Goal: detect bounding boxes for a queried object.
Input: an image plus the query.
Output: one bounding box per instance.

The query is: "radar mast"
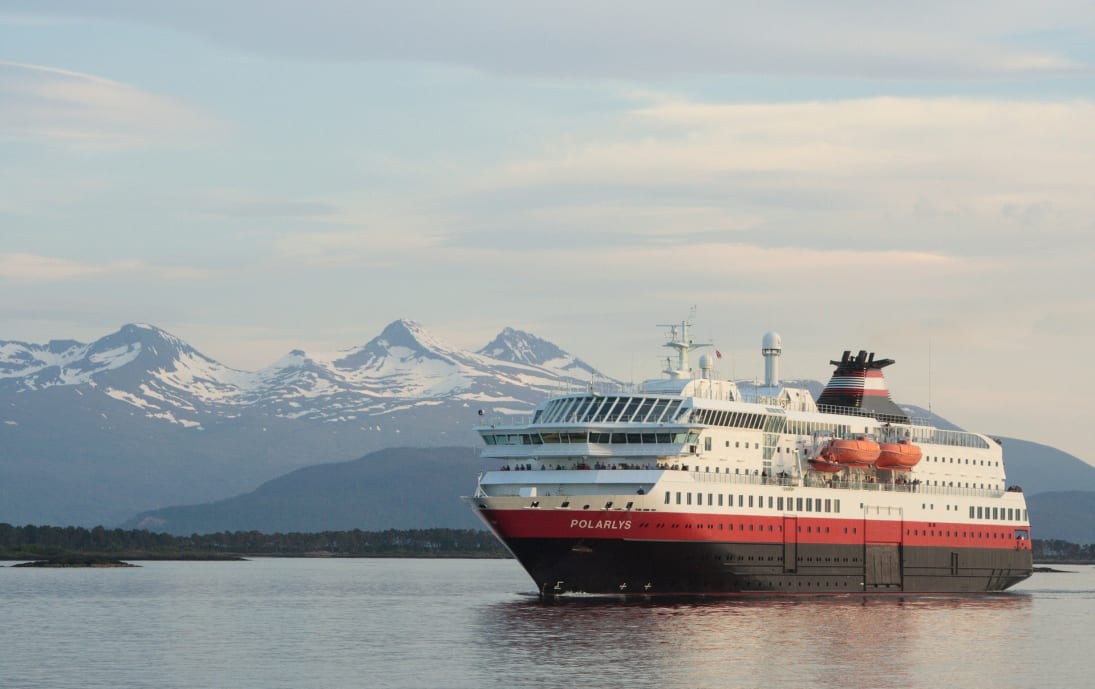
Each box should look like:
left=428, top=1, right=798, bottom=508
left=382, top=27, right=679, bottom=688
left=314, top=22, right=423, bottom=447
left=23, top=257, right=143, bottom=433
left=658, top=313, right=711, bottom=379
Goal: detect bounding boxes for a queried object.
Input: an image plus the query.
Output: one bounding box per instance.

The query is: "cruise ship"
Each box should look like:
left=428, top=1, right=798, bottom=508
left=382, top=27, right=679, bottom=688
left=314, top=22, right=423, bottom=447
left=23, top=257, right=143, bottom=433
left=466, top=321, right=1033, bottom=597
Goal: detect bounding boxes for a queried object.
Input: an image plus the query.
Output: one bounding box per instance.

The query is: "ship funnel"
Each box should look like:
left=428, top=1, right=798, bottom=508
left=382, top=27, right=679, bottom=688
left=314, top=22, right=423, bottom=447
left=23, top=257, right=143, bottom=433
left=761, top=331, right=782, bottom=387
left=816, top=349, right=909, bottom=423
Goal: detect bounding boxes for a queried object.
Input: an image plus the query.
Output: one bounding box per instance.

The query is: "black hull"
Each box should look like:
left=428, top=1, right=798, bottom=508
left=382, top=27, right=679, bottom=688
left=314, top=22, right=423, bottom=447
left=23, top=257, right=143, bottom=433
left=505, top=538, right=1033, bottom=597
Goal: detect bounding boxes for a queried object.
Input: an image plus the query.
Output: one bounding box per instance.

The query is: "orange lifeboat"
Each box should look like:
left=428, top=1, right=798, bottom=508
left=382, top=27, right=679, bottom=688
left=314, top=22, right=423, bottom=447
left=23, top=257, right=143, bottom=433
left=808, top=456, right=845, bottom=473
left=875, top=439, right=922, bottom=471
left=819, top=436, right=880, bottom=466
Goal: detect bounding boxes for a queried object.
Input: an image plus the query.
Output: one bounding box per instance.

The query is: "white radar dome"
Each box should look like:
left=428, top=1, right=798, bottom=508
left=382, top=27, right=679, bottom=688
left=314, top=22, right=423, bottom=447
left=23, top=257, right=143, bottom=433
left=698, top=353, right=714, bottom=370
left=762, top=331, right=782, bottom=351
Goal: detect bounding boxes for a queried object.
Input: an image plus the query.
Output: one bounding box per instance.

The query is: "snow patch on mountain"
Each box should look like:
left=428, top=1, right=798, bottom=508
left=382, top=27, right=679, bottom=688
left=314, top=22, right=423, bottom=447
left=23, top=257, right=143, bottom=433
left=1, top=319, right=620, bottom=427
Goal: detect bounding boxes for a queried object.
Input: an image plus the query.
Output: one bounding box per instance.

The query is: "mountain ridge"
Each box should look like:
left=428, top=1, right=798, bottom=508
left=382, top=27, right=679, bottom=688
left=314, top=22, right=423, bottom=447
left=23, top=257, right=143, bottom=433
left=0, top=319, right=616, bottom=526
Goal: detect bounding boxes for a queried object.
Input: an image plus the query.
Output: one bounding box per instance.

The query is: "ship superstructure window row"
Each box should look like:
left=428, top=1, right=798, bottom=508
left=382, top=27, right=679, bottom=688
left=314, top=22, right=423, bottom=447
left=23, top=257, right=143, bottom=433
left=908, top=427, right=991, bottom=449
left=687, top=408, right=766, bottom=429
left=534, top=396, right=685, bottom=425
left=482, top=430, right=699, bottom=446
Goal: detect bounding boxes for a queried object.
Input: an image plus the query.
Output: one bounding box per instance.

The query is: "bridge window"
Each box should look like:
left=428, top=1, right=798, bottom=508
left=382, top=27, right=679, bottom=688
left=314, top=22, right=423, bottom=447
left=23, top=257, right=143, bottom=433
left=664, top=492, right=671, bottom=504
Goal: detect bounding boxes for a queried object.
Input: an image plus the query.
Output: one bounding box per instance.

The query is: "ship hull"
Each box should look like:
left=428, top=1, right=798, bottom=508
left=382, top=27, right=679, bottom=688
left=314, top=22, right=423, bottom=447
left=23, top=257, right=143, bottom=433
left=473, top=506, right=1033, bottom=597
left=500, top=536, right=1032, bottom=597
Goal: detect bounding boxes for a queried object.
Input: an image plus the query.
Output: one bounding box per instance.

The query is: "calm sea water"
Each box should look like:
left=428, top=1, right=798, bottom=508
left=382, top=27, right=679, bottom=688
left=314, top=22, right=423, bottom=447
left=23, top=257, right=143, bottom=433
left=2, top=558, right=1093, bottom=689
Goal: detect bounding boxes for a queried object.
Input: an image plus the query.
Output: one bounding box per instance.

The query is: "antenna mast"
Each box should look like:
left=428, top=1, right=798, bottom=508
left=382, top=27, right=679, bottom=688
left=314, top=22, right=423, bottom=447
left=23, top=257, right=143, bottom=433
left=657, top=310, right=710, bottom=379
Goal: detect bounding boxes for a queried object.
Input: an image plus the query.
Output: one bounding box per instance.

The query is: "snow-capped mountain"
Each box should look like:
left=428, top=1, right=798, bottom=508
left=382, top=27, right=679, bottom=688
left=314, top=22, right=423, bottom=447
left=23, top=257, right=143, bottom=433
left=1, top=319, right=613, bottom=429
left=0, top=319, right=617, bottom=526
left=477, top=326, right=601, bottom=380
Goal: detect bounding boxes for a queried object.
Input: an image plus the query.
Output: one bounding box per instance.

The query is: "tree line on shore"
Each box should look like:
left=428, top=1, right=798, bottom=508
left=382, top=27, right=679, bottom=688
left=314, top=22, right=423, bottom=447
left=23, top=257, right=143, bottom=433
left=3, top=523, right=1095, bottom=562
left=0, top=523, right=508, bottom=559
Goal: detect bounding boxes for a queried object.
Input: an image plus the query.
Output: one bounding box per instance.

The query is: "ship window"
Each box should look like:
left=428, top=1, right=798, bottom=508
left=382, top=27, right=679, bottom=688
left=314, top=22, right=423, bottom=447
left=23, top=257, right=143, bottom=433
left=726, top=441, right=730, bottom=447
left=735, top=441, right=740, bottom=448
left=687, top=493, right=692, bottom=505
left=835, top=500, right=840, bottom=512
left=825, top=499, right=832, bottom=513
left=768, top=496, right=774, bottom=509
left=748, top=496, right=754, bottom=507
left=815, top=499, right=822, bottom=512
left=708, top=494, right=713, bottom=506
left=718, top=494, right=724, bottom=506
left=627, top=433, right=641, bottom=444
left=977, top=506, right=983, bottom=519
left=621, top=397, right=643, bottom=421
left=993, top=507, right=999, bottom=520
left=805, top=499, right=812, bottom=512
left=796, top=498, right=803, bottom=511
left=676, top=492, right=681, bottom=505
left=571, top=397, right=593, bottom=422
left=665, top=492, right=671, bottom=504
left=739, top=495, right=744, bottom=507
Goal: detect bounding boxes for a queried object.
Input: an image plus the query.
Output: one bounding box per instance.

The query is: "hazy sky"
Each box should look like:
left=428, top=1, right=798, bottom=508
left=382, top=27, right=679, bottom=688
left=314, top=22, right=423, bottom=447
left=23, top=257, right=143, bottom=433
left=2, top=2, right=1095, bottom=462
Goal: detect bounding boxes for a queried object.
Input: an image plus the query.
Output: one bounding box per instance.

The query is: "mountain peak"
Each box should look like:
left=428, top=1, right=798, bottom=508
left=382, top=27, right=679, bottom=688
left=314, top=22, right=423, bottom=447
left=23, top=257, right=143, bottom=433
left=333, top=319, right=457, bottom=371
left=478, top=326, right=568, bottom=366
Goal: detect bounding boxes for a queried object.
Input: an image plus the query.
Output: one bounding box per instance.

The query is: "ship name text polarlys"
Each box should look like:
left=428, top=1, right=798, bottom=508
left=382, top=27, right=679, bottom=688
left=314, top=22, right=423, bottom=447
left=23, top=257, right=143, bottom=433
left=570, top=519, right=633, bottom=530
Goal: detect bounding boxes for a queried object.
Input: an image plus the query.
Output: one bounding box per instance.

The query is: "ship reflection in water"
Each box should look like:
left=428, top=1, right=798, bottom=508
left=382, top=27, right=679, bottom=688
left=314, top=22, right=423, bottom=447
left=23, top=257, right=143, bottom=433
left=476, top=593, right=1035, bottom=689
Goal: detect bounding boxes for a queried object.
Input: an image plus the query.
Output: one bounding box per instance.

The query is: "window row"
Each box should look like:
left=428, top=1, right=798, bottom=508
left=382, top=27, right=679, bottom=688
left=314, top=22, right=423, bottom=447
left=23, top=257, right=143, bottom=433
left=970, top=505, right=1027, bottom=522
left=908, top=428, right=991, bottom=449
left=687, top=408, right=766, bottom=430
left=534, top=396, right=685, bottom=425
left=664, top=491, right=841, bottom=514
left=482, top=431, right=699, bottom=446
left=925, top=455, right=999, bottom=468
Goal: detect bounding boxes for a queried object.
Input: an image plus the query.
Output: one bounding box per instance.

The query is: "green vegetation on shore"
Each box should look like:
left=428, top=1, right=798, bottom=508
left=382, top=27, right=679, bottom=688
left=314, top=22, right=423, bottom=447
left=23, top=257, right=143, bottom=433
left=4, top=523, right=1094, bottom=563
left=0, top=523, right=508, bottom=560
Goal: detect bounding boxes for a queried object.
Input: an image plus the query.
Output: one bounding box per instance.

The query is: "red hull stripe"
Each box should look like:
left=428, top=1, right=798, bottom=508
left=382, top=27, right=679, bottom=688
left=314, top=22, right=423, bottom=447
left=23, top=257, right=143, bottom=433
left=481, top=509, right=1031, bottom=551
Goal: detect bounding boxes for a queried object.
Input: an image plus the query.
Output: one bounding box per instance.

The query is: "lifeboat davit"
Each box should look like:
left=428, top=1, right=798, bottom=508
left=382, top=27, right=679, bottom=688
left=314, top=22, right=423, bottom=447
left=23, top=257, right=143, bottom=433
left=875, top=439, right=922, bottom=471
left=819, top=436, right=881, bottom=466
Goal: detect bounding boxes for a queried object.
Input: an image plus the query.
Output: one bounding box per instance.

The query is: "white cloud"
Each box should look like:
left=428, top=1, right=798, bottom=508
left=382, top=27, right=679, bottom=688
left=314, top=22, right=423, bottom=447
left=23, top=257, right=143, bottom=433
left=0, top=60, right=217, bottom=150
left=444, top=95, right=1095, bottom=258
left=0, top=253, right=206, bottom=282
left=10, top=2, right=1092, bottom=79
